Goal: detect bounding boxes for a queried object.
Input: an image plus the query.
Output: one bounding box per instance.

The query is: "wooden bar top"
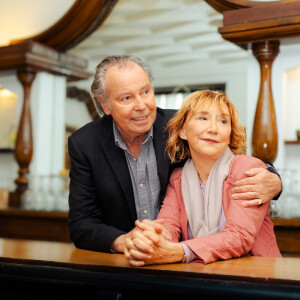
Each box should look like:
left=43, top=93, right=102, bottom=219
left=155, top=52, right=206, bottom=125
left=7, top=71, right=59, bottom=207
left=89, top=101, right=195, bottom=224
left=1, top=238, right=300, bottom=299
left=0, top=238, right=299, bottom=284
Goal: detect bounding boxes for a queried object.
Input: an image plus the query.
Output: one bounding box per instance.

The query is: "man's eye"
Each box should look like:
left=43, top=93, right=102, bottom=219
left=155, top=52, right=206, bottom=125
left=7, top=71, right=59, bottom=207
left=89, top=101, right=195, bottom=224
left=142, top=90, right=149, bottom=95
left=122, top=96, right=130, bottom=101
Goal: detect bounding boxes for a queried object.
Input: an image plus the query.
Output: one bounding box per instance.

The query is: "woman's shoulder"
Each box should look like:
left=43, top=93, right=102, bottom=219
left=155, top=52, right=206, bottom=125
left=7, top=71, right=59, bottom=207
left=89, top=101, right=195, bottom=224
left=170, top=167, right=183, bottom=182
left=228, top=155, right=266, bottom=181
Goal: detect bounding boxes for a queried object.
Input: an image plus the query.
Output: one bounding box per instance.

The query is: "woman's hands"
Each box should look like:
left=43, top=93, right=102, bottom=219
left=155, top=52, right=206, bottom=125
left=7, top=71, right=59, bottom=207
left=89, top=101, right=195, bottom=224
left=124, top=220, right=184, bottom=267
left=232, top=167, right=282, bottom=207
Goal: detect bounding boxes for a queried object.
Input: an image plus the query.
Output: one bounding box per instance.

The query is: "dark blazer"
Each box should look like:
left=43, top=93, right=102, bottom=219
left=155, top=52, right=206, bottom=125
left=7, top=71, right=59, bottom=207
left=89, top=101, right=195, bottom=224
left=68, top=108, right=178, bottom=253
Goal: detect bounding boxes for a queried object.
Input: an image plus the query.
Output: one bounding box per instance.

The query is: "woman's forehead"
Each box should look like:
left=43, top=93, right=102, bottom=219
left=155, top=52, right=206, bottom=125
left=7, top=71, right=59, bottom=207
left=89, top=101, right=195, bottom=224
left=191, top=99, right=229, bottom=114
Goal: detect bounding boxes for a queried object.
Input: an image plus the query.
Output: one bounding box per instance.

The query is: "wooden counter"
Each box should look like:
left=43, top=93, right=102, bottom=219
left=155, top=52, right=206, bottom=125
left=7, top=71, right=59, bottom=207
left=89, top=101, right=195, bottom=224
left=0, top=238, right=300, bottom=300
left=0, top=208, right=70, bottom=242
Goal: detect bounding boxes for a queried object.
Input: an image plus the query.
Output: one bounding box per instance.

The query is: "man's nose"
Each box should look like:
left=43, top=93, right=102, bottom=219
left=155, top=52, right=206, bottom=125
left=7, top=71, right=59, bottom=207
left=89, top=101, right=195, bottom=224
left=134, top=96, right=146, bottom=110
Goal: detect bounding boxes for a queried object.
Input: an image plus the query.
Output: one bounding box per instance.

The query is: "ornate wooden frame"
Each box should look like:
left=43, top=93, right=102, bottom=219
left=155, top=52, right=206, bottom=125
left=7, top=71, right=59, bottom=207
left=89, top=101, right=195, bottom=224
left=10, top=0, right=119, bottom=51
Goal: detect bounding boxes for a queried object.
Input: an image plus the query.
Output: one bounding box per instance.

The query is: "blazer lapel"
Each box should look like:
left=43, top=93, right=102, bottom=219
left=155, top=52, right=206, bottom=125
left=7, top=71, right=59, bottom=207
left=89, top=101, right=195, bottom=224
left=153, top=111, right=171, bottom=204
left=98, top=116, right=137, bottom=221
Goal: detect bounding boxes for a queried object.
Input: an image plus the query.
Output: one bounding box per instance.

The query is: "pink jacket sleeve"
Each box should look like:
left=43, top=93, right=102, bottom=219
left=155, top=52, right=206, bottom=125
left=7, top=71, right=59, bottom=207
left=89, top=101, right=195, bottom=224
left=183, top=156, right=274, bottom=264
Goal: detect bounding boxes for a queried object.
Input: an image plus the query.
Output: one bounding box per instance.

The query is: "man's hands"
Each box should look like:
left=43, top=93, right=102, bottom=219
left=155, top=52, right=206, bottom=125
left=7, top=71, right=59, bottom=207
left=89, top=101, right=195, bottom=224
left=111, top=219, right=169, bottom=253
left=232, top=167, right=282, bottom=207
left=124, top=220, right=184, bottom=267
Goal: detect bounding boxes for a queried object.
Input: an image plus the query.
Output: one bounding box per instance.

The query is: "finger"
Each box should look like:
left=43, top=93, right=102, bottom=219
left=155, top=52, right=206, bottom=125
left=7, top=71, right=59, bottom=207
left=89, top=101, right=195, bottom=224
left=128, top=248, right=152, bottom=261
left=244, top=167, right=265, bottom=177
left=232, top=184, right=255, bottom=193
left=154, top=219, right=164, bottom=224
left=129, top=259, right=145, bottom=267
left=143, top=230, right=160, bottom=246
left=124, top=245, right=134, bottom=261
left=232, top=191, right=259, bottom=200
left=234, top=177, right=257, bottom=187
left=125, top=237, right=138, bottom=257
left=132, top=236, right=153, bottom=254
left=154, top=223, right=163, bottom=234
left=242, top=199, right=264, bottom=207
left=135, top=220, right=155, bottom=231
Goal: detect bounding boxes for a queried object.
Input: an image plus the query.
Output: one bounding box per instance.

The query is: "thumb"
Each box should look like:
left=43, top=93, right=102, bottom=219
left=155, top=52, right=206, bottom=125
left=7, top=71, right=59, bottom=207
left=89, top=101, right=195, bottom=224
left=154, top=223, right=163, bottom=234
left=245, top=167, right=265, bottom=177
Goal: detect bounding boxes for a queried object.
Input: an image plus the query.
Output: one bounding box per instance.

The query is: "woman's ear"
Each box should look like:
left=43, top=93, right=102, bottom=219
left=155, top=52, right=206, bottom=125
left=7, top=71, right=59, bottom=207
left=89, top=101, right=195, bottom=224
left=179, top=127, right=187, bottom=140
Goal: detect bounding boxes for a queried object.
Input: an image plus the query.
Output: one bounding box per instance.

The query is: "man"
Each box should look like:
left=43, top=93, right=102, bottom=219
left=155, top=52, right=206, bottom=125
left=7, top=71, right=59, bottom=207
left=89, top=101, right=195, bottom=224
left=68, top=56, right=281, bottom=253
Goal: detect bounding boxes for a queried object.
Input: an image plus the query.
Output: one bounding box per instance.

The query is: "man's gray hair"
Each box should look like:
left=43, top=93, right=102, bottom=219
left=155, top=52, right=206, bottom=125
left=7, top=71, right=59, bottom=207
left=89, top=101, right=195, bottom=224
left=90, top=55, right=154, bottom=117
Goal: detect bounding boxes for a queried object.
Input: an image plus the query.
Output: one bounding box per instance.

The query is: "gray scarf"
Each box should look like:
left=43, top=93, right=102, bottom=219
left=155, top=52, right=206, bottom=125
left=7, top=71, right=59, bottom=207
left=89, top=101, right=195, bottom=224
left=181, top=147, right=234, bottom=238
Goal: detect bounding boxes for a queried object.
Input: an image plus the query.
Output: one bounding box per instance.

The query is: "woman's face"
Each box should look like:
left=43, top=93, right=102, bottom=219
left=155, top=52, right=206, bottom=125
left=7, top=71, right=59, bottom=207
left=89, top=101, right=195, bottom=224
left=180, top=102, right=231, bottom=162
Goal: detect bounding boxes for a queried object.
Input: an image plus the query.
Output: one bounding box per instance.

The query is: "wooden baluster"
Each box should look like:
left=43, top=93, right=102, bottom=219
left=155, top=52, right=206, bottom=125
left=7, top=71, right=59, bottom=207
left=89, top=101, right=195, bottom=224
left=251, top=41, right=280, bottom=163
left=9, top=70, right=36, bottom=207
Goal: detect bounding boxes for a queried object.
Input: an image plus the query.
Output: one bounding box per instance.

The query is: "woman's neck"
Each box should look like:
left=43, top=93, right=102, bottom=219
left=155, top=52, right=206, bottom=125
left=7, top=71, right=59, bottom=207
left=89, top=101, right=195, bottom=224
left=192, top=155, right=217, bottom=183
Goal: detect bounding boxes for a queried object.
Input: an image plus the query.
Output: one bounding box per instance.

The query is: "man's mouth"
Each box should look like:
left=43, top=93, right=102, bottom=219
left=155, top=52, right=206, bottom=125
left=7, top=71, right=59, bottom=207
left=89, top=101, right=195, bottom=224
left=132, top=114, right=149, bottom=121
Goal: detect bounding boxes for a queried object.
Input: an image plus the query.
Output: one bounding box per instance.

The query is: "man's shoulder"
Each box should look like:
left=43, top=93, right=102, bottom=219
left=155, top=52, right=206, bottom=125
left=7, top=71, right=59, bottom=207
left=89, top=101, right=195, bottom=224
left=69, top=115, right=112, bottom=141
left=156, top=107, right=177, bottom=122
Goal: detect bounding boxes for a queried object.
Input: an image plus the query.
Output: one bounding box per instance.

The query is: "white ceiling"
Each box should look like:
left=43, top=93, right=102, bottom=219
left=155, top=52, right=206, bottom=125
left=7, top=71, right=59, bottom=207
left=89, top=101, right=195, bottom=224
left=69, top=0, right=248, bottom=89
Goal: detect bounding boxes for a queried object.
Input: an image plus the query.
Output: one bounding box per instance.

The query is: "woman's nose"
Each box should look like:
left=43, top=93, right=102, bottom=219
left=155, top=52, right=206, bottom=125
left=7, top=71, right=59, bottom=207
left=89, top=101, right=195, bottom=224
left=208, top=120, right=217, bottom=133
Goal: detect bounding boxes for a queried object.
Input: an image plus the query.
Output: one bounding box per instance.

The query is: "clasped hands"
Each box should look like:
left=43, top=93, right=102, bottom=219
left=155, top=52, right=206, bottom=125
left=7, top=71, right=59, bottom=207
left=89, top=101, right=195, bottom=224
left=124, top=220, right=184, bottom=267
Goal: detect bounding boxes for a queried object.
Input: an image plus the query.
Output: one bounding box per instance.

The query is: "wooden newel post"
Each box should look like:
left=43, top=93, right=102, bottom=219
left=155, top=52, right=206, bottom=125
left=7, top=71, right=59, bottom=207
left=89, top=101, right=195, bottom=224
left=9, top=70, right=36, bottom=207
left=251, top=40, right=280, bottom=163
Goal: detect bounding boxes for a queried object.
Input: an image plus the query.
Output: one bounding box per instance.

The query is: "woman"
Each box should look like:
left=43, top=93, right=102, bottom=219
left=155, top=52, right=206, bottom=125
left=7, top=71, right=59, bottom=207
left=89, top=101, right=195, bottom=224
left=124, top=90, right=281, bottom=266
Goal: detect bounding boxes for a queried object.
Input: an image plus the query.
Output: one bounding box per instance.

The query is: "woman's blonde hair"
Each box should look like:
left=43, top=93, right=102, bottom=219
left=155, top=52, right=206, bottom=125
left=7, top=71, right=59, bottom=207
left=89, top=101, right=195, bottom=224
left=166, top=90, right=247, bottom=163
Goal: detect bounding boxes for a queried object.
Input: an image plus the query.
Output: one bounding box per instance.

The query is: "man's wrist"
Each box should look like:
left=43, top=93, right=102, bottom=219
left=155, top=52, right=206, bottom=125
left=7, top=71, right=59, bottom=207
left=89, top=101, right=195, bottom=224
left=111, top=234, right=126, bottom=253
left=265, top=162, right=282, bottom=200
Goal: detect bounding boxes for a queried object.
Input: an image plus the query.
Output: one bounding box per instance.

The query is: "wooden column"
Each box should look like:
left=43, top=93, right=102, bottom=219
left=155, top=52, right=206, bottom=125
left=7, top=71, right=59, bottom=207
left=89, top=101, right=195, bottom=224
left=251, top=41, right=279, bottom=163
left=9, top=71, right=36, bottom=207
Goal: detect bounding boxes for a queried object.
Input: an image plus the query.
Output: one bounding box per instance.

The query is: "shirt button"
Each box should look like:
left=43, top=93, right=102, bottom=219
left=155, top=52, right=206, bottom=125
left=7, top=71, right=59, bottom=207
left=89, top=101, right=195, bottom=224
left=144, top=209, right=148, bottom=214
left=139, top=183, right=144, bottom=188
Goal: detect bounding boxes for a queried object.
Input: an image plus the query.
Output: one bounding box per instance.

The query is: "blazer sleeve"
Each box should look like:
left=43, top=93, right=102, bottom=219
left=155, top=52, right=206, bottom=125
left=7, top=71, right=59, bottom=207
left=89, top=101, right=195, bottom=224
left=68, top=135, right=126, bottom=253
left=183, top=156, right=270, bottom=264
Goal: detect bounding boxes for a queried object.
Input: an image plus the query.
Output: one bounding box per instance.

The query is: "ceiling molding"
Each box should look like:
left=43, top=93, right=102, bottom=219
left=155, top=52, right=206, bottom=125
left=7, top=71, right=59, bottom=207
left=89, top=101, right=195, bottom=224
left=10, top=0, right=118, bottom=52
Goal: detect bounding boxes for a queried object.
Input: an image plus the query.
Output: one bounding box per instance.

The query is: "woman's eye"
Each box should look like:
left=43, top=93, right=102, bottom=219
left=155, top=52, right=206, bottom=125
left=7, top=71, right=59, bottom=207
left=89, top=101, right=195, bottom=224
left=221, top=119, right=227, bottom=124
left=199, top=117, right=207, bottom=121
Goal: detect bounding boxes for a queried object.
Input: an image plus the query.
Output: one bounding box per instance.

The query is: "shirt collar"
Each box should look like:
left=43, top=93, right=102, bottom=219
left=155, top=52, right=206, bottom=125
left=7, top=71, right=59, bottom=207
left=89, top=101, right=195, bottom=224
left=113, top=121, right=153, bottom=151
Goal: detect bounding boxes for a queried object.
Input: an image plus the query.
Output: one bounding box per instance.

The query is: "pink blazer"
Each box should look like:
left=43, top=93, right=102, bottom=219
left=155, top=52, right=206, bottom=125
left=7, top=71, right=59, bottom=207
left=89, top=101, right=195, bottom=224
left=157, top=155, right=282, bottom=264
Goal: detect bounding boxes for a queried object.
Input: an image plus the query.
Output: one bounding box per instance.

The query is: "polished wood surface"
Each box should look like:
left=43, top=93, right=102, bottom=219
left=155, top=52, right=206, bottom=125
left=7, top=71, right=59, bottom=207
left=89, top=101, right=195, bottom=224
left=12, top=72, right=35, bottom=199
left=0, top=209, right=70, bottom=242
left=0, top=238, right=300, bottom=283
left=285, top=140, right=300, bottom=145
left=1, top=238, right=300, bottom=299
left=251, top=41, right=279, bottom=163
left=204, top=0, right=293, bottom=13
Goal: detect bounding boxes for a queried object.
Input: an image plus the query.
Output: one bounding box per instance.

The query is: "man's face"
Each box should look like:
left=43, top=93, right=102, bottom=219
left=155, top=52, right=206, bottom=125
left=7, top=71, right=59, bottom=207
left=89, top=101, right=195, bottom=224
left=100, top=63, right=157, bottom=142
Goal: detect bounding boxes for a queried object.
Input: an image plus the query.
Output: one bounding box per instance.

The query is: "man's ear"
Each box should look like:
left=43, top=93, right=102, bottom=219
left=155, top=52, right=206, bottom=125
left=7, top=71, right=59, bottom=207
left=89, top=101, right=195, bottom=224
left=99, top=98, right=111, bottom=115
left=179, top=127, right=187, bottom=140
